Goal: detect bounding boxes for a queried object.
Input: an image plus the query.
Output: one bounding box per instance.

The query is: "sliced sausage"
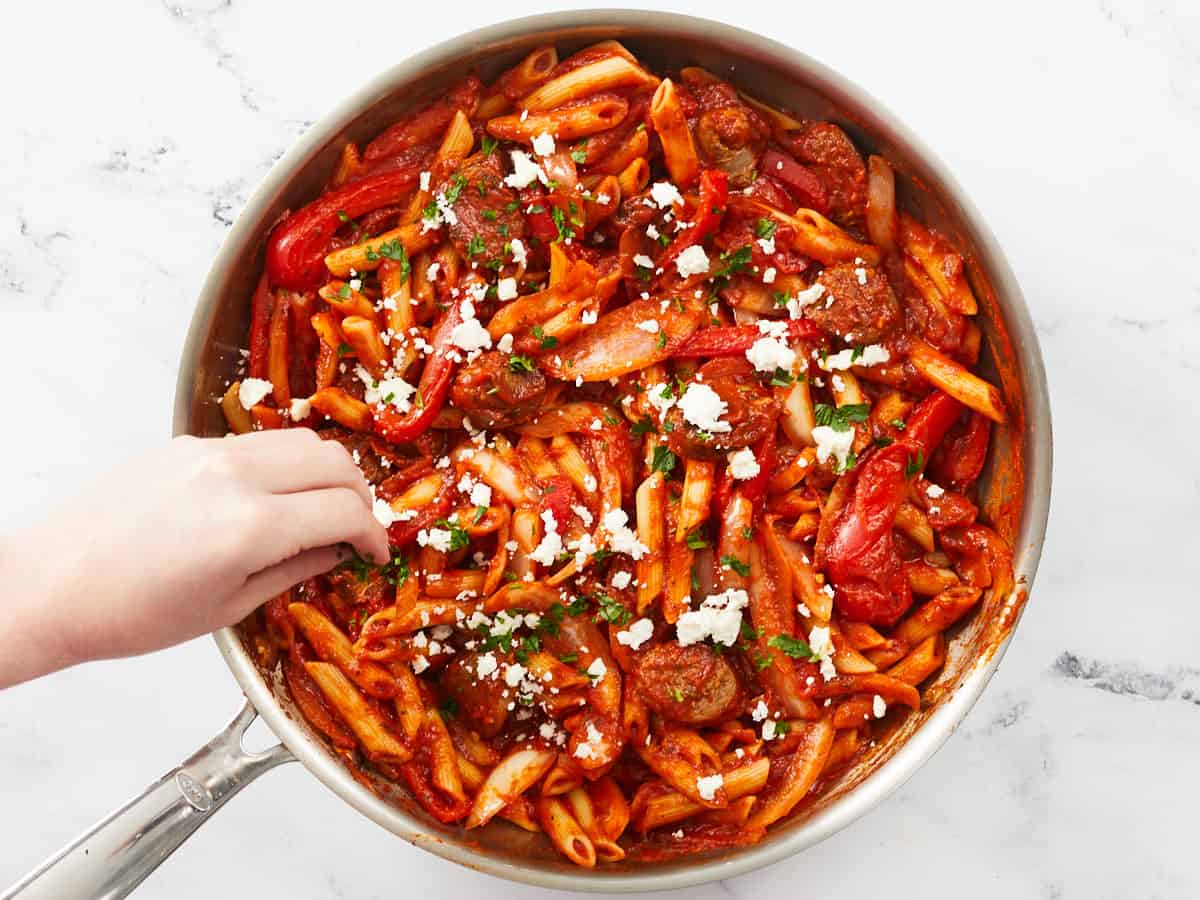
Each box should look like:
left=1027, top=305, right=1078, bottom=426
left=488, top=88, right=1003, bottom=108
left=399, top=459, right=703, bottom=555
left=785, top=122, right=867, bottom=227
left=683, top=72, right=770, bottom=188
left=449, top=350, right=547, bottom=429
left=445, top=153, right=526, bottom=265
left=663, top=358, right=779, bottom=461
left=635, top=643, right=743, bottom=726
left=810, top=262, right=902, bottom=344
left=439, top=652, right=511, bottom=738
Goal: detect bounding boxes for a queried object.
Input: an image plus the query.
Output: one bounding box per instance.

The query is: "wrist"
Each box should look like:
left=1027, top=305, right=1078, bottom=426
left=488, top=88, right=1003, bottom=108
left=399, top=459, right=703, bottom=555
left=0, top=527, right=88, bottom=686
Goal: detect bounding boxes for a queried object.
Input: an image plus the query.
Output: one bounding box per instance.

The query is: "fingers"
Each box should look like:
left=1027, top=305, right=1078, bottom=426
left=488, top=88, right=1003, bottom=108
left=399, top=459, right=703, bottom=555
left=268, top=487, right=390, bottom=565
left=234, top=430, right=376, bottom=512
left=234, top=545, right=345, bottom=617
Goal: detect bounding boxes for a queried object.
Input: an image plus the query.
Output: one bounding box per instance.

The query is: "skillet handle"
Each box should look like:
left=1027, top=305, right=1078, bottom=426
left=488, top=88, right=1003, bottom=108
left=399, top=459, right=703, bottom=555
left=1, top=699, right=293, bottom=900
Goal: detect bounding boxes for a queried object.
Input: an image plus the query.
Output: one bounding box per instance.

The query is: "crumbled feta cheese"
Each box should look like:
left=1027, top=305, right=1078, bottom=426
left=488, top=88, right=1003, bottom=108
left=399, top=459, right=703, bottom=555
left=751, top=700, right=770, bottom=722
left=427, top=261, right=441, bottom=281
left=504, top=150, right=544, bottom=189
left=581, top=309, right=598, bottom=325
left=727, top=447, right=760, bottom=480
left=785, top=283, right=825, bottom=319
left=530, top=509, right=564, bottom=567
left=646, top=382, right=677, bottom=419
left=355, top=365, right=416, bottom=412
left=855, top=266, right=868, bottom=285
left=633, top=253, right=655, bottom=269
left=419, top=171, right=431, bottom=191
left=531, top=131, right=556, bottom=156
left=821, top=344, right=891, bottom=371
left=676, top=588, right=749, bottom=647
left=372, top=496, right=399, bottom=527
left=650, top=181, right=684, bottom=209
left=504, top=663, right=528, bottom=687
left=611, top=570, right=633, bottom=590
left=469, top=482, right=492, bottom=507
left=695, top=774, right=724, bottom=801
left=812, top=424, right=856, bottom=470
left=574, top=721, right=605, bottom=759
left=757, top=236, right=776, bottom=255
left=289, top=397, right=312, bottom=420
left=677, top=383, right=731, bottom=433
left=616, top=618, right=654, bottom=650
left=635, top=319, right=660, bottom=334
left=601, top=508, right=649, bottom=560
left=873, top=694, right=887, bottom=718
left=497, top=333, right=514, bottom=353
left=586, top=657, right=607, bottom=679
left=675, top=245, right=710, bottom=278
left=418, top=527, right=454, bottom=553
left=646, top=224, right=660, bottom=240
left=497, top=277, right=518, bottom=301
left=237, top=378, right=273, bottom=410
left=762, top=266, right=777, bottom=284
left=745, top=337, right=795, bottom=373
left=762, top=719, right=778, bottom=741
left=476, top=653, right=499, bottom=679
left=509, top=238, right=527, bottom=265
left=808, top=625, right=837, bottom=680
left=926, top=483, right=946, bottom=498
left=449, top=316, right=493, bottom=353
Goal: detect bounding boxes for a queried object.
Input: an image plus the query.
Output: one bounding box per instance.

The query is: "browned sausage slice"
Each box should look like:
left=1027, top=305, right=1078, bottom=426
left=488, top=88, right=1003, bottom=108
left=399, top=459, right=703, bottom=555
left=635, top=643, right=743, bottom=726
left=810, top=262, right=902, bottom=345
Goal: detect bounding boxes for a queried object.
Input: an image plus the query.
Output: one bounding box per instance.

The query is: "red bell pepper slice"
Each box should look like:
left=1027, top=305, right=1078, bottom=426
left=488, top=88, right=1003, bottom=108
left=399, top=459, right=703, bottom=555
left=266, top=167, right=421, bottom=291
left=386, top=479, right=453, bottom=548
left=738, top=428, right=777, bottom=505
left=656, top=169, right=728, bottom=282
left=760, top=149, right=829, bottom=214
left=539, top=474, right=578, bottom=533
left=519, top=186, right=559, bottom=244
left=672, top=319, right=822, bottom=358
left=823, top=390, right=964, bottom=625
left=247, top=271, right=274, bottom=380
left=930, top=411, right=990, bottom=489
left=373, top=301, right=464, bottom=445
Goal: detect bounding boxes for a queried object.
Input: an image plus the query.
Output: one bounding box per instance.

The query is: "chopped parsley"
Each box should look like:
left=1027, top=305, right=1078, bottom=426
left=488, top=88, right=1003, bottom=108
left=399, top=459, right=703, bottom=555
left=905, top=450, right=925, bottom=478
left=650, top=445, right=677, bottom=475
left=570, top=142, right=588, bottom=164
left=719, top=554, right=750, bottom=577
left=466, top=235, right=486, bottom=257
left=814, top=402, right=870, bottom=432
left=508, top=354, right=536, bottom=373
left=686, top=530, right=708, bottom=550
left=631, top=416, right=655, bottom=436
left=531, top=325, right=558, bottom=350
left=712, top=244, right=753, bottom=279
left=595, top=593, right=632, bottom=626
left=768, top=633, right=819, bottom=660
left=755, top=217, right=777, bottom=240
left=769, top=367, right=794, bottom=387
left=481, top=135, right=498, bottom=156
left=336, top=341, right=354, bottom=358
left=890, top=418, right=907, bottom=430
left=433, top=518, right=470, bottom=552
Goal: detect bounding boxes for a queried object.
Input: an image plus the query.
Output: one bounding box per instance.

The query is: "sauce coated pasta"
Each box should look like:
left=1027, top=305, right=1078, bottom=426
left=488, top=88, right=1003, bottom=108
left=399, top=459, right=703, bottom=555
left=226, top=40, right=1015, bottom=866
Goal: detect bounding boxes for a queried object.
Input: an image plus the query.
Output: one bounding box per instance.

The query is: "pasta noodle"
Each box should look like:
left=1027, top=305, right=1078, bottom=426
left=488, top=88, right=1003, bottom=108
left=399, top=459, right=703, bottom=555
left=229, top=43, right=1016, bottom=867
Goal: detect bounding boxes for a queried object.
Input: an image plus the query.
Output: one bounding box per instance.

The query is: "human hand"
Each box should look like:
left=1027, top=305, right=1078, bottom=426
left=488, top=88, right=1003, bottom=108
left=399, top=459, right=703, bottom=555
left=0, top=429, right=389, bottom=687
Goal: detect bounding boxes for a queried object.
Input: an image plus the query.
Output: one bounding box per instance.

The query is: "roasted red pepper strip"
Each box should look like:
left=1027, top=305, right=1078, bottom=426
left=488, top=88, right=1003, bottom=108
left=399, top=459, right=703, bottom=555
left=247, top=271, right=274, bottom=380
left=539, top=474, right=578, bottom=534
left=901, top=391, right=964, bottom=461
left=520, top=186, right=559, bottom=243
left=656, top=169, right=729, bottom=282
left=929, top=411, right=990, bottom=489
left=373, top=301, right=464, bottom=444
left=739, top=428, right=777, bottom=505
left=672, top=319, right=823, bottom=358
left=387, top=480, right=453, bottom=548
left=760, top=149, right=829, bottom=214
left=266, top=168, right=421, bottom=291
left=824, top=390, right=963, bottom=625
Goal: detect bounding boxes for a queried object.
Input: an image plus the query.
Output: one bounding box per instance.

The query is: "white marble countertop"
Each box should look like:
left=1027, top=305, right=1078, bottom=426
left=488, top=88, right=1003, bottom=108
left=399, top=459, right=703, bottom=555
left=2, top=1, right=1197, bottom=897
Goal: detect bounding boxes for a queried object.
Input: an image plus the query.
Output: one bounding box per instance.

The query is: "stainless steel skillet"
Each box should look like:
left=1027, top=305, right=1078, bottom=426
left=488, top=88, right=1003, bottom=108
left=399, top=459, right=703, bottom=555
left=3, top=10, right=1052, bottom=897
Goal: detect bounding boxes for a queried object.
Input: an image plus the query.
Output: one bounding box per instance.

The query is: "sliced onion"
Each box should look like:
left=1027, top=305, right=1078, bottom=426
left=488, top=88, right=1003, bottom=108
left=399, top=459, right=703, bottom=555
left=866, top=154, right=897, bottom=252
